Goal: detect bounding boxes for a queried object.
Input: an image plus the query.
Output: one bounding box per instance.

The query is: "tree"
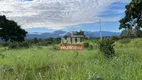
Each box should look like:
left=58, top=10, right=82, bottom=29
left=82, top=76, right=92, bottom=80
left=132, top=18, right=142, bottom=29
left=33, top=37, right=38, bottom=44
left=120, top=28, right=135, bottom=38
left=77, top=30, right=85, bottom=35
left=119, top=0, right=142, bottom=37
left=0, top=15, right=27, bottom=42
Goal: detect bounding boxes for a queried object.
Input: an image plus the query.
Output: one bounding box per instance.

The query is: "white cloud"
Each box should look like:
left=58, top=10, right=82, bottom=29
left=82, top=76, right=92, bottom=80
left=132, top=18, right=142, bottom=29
left=0, top=0, right=122, bottom=29
left=118, top=0, right=131, bottom=3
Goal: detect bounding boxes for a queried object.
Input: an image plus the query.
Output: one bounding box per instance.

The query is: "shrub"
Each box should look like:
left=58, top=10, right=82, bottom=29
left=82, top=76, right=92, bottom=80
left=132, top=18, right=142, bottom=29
left=52, top=45, right=59, bottom=50
left=111, top=36, right=120, bottom=41
left=9, top=42, right=19, bottom=49
left=83, top=42, right=90, bottom=48
left=94, top=40, right=100, bottom=44
left=19, top=41, right=30, bottom=48
left=36, top=42, right=46, bottom=46
left=120, top=28, right=136, bottom=38
left=99, top=38, right=115, bottom=58
left=119, top=38, right=131, bottom=44
left=2, top=43, right=9, bottom=47
left=89, top=44, right=93, bottom=49
left=8, top=41, right=31, bottom=49
left=33, top=37, right=39, bottom=44
left=83, top=42, right=94, bottom=50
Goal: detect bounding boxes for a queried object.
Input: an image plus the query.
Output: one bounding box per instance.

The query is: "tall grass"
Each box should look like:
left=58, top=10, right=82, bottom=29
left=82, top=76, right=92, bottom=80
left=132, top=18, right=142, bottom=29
left=0, top=38, right=142, bottom=80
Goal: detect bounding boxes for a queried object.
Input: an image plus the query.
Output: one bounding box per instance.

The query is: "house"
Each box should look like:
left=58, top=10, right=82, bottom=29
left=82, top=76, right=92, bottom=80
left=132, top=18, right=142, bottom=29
left=60, top=31, right=85, bottom=44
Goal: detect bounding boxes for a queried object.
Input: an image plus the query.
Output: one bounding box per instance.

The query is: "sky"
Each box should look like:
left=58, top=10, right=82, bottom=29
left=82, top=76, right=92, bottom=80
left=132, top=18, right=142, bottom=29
left=0, top=0, right=130, bottom=33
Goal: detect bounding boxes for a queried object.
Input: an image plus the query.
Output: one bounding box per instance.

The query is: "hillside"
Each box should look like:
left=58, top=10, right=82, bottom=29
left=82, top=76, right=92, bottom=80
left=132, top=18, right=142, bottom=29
left=26, top=31, right=120, bottom=39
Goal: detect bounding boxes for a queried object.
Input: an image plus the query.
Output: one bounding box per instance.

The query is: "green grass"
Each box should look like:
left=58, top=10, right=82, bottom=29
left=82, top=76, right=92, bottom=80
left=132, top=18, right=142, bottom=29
left=0, top=38, right=142, bottom=80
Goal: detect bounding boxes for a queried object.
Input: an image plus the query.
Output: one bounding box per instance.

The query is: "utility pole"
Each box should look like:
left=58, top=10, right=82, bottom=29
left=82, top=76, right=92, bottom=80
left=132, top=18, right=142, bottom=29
left=99, top=18, right=102, bottom=41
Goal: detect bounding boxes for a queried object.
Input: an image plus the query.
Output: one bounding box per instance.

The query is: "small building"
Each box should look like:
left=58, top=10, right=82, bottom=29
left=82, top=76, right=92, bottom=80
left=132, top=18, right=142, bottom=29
left=61, top=31, right=85, bottom=44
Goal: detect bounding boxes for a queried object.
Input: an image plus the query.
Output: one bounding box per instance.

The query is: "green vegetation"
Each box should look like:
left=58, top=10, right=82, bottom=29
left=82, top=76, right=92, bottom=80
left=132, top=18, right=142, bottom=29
left=99, top=38, right=115, bottom=58
left=119, top=0, right=142, bottom=37
left=0, top=38, right=142, bottom=80
left=0, top=0, right=141, bottom=80
left=0, top=15, right=27, bottom=42
left=0, top=38, right=61, bottom=49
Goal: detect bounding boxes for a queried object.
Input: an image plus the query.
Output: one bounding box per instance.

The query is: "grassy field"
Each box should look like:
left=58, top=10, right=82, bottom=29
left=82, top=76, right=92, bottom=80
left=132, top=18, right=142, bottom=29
left=0, top=38, right=142, bottom=80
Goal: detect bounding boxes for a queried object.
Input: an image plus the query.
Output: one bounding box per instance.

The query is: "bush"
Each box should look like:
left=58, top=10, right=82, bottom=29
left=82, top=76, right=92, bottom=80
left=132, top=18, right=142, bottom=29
left=99, top=38, right=115, bottom=58
left=8, top=41, right=31, bottom=49
left=119, top=38, right=131, bottom=44
left=83, top=42, right=90, bottom=48
left=52, top=45, right=59, bottom=50
left=33, top=37, right=39, bottom=44
left=19, top=41, right=30, bottom=48
left=2, top=43, right=9, bottom=47
left=83, top=42, right=94, bottom=50
left=94, top=40, right=100, bottom=44
left=88, top=44, right=93, bottom=49
left=111, top=36, right=120, bottom=41
left=9, top=42, right=19, bottom=49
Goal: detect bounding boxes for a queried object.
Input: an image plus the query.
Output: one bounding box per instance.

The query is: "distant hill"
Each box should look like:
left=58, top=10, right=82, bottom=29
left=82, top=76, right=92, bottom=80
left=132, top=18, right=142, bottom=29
left=26, top=30, right=120, bottom=39
left=85, top=31, right=120, bottom=37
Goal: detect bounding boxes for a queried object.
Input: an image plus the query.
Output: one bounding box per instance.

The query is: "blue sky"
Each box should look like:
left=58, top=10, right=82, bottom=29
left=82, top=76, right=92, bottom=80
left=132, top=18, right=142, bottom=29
left=26, top=1, right=129, bottom=33
left=0, top=0, right=130, bottom=33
